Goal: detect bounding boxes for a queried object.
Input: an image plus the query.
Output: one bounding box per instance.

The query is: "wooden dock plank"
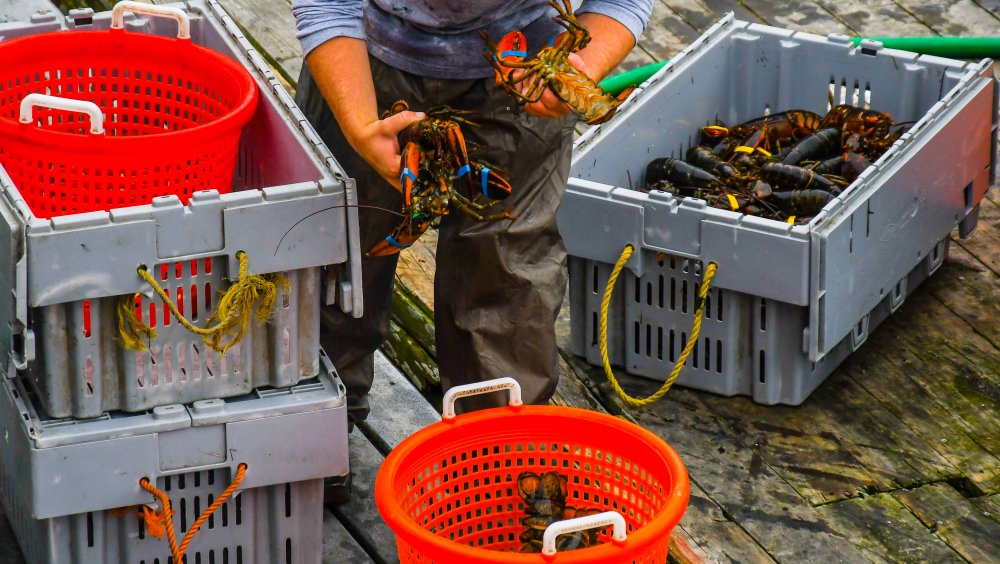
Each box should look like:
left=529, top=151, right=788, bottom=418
left=893, top=482, right=1000, bottom=563
left=662, top=0, right=730, bottom=34
left=573, top=365, right=873, bottom=562
left=890, top=0, right=1000, bottom=35
left=740, top=0, right=853, bottom=36
left=842, top=292, right=1000, bottom=496
left=696, top=369, right=958, bottom=506
left=954, top=189, right=1000, bottom=278
left=324, top=509, right=377, bottom=564
left=819, top=0, right=936, bottom=36
left=213, top=0, right=301, bottom=83
left=0, top=0, right=58, bottom=23
left=816, top=493, right=965, bottom=563
left=924, top=240, right=1000, bottom=352
left=358, top=351, right=441, bottom=452
left=636, top=0, right=700, bottom=63
left=330, top=430, right=400, bottom=564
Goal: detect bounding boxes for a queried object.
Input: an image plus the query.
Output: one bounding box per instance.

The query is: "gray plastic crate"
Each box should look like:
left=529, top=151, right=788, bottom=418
left=0, top=351, right=348, bottom=564
left=561, top=15, right=997, bottom=405
left=0, top=0, right=364, bottom=418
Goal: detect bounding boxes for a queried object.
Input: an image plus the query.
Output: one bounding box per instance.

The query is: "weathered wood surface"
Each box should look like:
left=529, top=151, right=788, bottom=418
left=0, top=0, right=58, bottom=23
left=3, top=1, right=999, bottom=563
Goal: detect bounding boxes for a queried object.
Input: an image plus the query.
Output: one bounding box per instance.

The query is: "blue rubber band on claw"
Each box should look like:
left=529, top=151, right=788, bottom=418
left=457, top=164, right=472, bottom=178
left=500, top=50, right=527, bottom=58
left=400, top=168, right=417, bottom=183
left=481, top=167, right=492, bottom=197
left=386, top=235, right=412, bottom=249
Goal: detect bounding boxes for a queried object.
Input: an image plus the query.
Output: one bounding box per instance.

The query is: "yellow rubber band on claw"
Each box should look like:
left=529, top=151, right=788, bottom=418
left=733, top=146, right=754, bottom=154
left=756, top=147, right=773, bottom=158
left=726, top=194, right=739, bottom=210
left=703, top=125, right=729, bottom=136
left=787, top=216, right=796, bottom=224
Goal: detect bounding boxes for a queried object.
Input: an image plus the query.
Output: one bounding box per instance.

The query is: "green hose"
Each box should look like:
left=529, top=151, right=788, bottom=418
left=599, top=37, right=1000, bottom=97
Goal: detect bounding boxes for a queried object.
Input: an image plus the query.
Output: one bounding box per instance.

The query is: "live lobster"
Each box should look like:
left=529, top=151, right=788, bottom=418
left=367, top=101, right=515, bottom=256
left=481, top=0, right=633, bottom=125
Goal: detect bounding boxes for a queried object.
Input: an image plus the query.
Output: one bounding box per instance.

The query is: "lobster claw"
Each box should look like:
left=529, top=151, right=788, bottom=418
left=464, top=161, right=512, bottom=200
left=366, top=215, right=432, bottom=257
left=493, top=31, right=527, bottom=85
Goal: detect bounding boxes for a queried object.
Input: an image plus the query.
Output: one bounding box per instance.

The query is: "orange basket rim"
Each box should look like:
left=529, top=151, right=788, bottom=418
left=375, top=404, right=690, bottom=562
left=0, top=29, right=259, bottom=148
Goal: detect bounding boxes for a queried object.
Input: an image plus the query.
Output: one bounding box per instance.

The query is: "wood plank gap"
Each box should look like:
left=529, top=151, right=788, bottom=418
left=970, top=0, right=1000, bottom=22
left=889, top=0, right=945, bottom=35
left=950, top=238, right=1000, bottom=286
left=815, top=3, right=862, bottom=35
left=928, top=287, right=1000, bottom=353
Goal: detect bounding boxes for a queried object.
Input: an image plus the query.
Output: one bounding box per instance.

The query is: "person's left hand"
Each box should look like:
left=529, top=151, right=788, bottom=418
left=514, top=52, right=590, bottom=119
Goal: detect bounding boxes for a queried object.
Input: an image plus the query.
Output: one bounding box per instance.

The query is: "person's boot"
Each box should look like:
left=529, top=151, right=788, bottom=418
left=324, top=473, right=353, bottom=505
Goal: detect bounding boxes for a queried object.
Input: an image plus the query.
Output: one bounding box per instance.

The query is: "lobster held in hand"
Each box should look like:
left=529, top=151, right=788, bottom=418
left=481, top=0, right=633, bottom=125
left=367, top=101, right=515, bottom=256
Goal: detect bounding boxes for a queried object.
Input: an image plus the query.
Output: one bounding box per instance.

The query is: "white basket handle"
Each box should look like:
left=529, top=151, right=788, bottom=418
left=441, top=377, right=522, bottom=420
left=110, top=0, right=191, bottom=40
left=541, top=510, right=628, bottom=556
left=19, top=94, right=105, bottom=135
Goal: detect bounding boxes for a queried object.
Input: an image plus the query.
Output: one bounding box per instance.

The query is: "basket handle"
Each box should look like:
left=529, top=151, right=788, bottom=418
left=110, top=0, right=191, bottom=40
left=541, top=510, right=628, bottom=556
left=441, top=377, right=523, bottom=420
left=19, top=94, right=105, bottom=135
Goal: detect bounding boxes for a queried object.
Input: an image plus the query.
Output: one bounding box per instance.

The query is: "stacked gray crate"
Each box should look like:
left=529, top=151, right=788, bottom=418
left=0, top=353, right=349, bottom=564
left=561, top=15, right=997, bottom=405
left=0, top=2, right=356, bottom=562
left=0, top=0, right=363, bottom=419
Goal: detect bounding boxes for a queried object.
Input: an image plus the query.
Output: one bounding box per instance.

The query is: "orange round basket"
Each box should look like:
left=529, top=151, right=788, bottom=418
left=0, top=2, right=258, bottom=218
left=375, top=378, right=690, bottom=563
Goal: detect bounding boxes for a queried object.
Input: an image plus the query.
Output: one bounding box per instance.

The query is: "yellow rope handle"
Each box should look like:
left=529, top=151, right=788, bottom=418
left=123, top=251, right=287, bottom=354
left=599, top=244, right=718, bottom=407
left=138, top=463, right=248, bottom=562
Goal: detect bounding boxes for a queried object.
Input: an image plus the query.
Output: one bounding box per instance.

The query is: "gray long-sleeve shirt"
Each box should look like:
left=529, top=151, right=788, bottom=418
left=292, top=0, right=651, bottom=79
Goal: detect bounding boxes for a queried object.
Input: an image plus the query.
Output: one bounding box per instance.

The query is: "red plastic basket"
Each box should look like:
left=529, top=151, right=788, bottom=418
left=375, top=378, right=690, bottom=563
left=0, top=2, right=258, bottom=218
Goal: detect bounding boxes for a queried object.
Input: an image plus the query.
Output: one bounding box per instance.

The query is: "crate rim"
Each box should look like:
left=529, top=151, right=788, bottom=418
left=375, top=404, right=690, bottom=563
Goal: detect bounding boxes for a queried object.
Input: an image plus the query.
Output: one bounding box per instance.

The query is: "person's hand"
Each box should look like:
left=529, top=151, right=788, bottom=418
left=349, top=109, right=426, bottom=190
left=516, top=53, right=591, bottom=120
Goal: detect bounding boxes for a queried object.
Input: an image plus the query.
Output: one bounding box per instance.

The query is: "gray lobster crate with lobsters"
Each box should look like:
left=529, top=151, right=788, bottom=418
left=0, top=0, right=363, bottom=419
left=561, top=14, right=997, bottom=405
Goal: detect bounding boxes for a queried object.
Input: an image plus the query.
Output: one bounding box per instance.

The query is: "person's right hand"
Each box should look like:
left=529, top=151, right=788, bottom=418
left=349, top=110, right=425, bottom=191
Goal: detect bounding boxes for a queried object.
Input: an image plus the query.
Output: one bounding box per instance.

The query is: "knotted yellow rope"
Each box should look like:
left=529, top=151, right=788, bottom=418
left=599, top=244, right=718, bottom=407
left=119, top=252, right=287, bottom=354
left=118, top=294, right=156, bottom=351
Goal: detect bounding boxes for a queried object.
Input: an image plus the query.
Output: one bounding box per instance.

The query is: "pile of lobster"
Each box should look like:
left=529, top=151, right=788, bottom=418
left=641, top=104, right=911, bottom=222
left=517, top=471, right=600, bottom=553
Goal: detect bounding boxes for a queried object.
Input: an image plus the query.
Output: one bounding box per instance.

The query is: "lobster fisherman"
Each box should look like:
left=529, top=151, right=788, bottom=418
left=291, top=0, right=650, bottom=454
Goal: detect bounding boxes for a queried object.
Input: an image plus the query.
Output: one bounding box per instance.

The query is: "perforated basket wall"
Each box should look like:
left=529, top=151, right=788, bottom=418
left=376, top=406, right=689, bottom=563
left=0, top=26, right=258, bottom=218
